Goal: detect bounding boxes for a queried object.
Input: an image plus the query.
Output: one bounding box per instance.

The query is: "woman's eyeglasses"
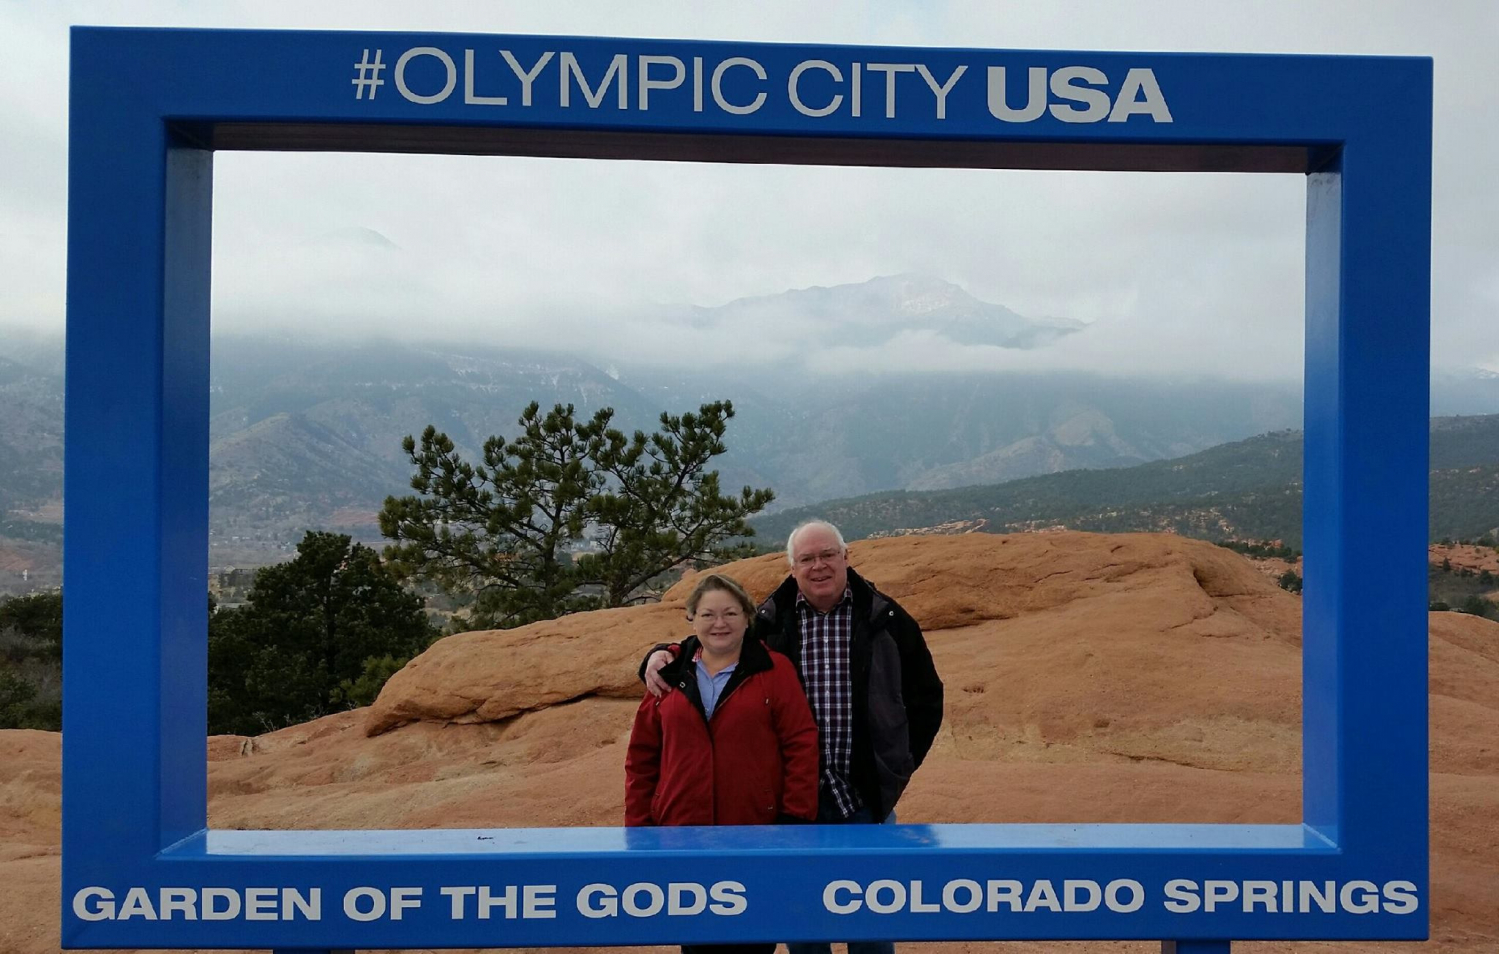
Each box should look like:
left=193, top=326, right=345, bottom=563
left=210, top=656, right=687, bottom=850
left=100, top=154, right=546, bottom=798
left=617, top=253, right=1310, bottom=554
left=693, top=609, right=744, bottom=623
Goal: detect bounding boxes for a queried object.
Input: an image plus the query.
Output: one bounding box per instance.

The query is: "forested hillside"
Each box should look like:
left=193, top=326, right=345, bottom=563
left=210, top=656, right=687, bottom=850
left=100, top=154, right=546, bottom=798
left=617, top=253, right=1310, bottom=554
left=755, top=415, right=1499, bottom=547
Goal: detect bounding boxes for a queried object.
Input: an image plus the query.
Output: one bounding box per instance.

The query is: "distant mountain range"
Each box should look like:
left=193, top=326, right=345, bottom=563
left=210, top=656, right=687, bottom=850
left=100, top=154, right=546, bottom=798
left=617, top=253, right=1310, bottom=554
left=2, top=275, right=1498, bottom=591
left=661, top=273, right=1086, bottom=350
left=752, top=414, right=1499, bottom=549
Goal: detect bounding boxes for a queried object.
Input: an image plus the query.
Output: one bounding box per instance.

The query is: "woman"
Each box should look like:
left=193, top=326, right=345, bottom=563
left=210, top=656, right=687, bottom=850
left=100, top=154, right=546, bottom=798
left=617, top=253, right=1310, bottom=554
left=625, top=569, right=819, bottom=827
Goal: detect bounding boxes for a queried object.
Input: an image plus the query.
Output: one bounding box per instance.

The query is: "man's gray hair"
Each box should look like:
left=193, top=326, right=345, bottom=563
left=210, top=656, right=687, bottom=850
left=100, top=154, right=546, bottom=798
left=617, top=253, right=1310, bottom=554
left=786, top=519, right=848, bottom=566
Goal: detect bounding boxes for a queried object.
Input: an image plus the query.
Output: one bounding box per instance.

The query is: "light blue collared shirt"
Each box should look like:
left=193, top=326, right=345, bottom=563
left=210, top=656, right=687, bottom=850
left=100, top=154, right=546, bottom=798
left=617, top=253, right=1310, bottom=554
left=694, top=659, right=737, bottom=721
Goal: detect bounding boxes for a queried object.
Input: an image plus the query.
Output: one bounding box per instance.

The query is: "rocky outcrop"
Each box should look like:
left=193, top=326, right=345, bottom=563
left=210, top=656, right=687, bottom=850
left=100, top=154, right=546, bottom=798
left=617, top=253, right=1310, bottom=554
left=368, top=532, right=1306, bottom=769
left=3, top=532, right=1497, bottom=954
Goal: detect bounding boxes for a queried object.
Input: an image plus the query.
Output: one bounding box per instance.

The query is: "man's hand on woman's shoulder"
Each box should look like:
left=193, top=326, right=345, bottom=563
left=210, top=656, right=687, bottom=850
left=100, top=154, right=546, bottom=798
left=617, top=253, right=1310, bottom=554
left=643, top=647, right=677, bottom=698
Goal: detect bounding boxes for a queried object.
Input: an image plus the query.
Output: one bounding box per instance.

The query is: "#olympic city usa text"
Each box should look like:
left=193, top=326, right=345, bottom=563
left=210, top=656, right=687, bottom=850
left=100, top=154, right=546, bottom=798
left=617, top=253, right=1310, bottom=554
left=353, top=46, right=1173, bottom=125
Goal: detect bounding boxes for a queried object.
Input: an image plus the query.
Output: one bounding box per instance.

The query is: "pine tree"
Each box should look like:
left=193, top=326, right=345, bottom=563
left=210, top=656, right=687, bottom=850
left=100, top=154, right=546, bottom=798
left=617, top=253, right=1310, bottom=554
left=208, top=531, right=436, bottom=735
left=380, top=400, right=773, bottom=628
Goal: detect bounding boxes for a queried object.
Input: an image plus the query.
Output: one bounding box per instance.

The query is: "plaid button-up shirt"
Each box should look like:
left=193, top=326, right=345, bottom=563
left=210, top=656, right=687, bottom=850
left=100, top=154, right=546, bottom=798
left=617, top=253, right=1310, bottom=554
left=797, top=587, right=860, bottom=817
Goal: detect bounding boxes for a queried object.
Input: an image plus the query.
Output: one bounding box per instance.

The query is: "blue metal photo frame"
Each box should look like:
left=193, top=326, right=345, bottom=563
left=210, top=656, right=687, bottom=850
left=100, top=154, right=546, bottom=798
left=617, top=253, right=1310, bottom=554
left=63, top=27, right=1431, bottom=952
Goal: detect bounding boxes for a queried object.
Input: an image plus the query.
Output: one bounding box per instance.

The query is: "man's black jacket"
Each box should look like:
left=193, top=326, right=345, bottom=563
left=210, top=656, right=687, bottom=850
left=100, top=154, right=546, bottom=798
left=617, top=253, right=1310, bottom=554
left=643, top=568, right=943, bottom=822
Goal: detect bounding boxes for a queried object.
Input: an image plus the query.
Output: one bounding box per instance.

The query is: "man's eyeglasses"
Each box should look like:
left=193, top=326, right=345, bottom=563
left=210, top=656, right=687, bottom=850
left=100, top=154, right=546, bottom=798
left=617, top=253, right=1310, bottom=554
left=794, top=548, right=845, bottom=568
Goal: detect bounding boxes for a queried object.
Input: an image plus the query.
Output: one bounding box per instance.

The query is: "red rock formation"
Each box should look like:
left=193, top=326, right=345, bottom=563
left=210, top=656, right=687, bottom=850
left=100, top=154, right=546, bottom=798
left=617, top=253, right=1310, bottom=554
left=3, top=532, right=1496, bottom=954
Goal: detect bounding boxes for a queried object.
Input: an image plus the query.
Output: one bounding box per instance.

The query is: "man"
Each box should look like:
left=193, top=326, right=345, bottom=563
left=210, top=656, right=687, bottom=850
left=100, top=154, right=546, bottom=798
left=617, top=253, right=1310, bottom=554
left=642, top=519, right=944, bottom=954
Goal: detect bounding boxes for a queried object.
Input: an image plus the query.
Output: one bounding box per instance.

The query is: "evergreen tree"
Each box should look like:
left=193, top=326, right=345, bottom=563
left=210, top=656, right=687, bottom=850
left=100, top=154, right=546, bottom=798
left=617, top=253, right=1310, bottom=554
left=380, top=403, right=602, bottom=628
left=0, top=591, right=62, bottom=660
left=208, top=531, right=436, bottom=735
left=0, top=591, right=62, bottom=730
left=1458, top=594, right=1498, bottom=620
left=380, top=400, right=773, bottom=628
left=582, top=401, right=774, bottom=608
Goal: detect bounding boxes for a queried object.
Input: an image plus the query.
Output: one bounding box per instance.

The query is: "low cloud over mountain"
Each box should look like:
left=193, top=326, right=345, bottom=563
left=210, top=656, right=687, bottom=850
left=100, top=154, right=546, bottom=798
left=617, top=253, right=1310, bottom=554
left=3, top=276, right=1498, bottom=589
left=662, top=274, right=1086, bottom=351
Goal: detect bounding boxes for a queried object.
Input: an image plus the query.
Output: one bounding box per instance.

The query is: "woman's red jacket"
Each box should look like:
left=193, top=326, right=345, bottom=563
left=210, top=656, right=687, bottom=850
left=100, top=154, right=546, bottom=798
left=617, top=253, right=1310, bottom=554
left=625, top=635, right=819, bottom=826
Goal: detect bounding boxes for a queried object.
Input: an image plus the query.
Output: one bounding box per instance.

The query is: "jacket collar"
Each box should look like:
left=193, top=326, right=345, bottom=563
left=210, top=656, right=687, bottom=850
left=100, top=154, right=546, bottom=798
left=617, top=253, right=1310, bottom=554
left=762, top=566, right=888, bottom=625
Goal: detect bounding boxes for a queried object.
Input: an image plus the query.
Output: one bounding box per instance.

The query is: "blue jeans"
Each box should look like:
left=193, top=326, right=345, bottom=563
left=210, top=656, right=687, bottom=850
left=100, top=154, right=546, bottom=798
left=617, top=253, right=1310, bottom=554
left=784, top=800, right=897, bottom=954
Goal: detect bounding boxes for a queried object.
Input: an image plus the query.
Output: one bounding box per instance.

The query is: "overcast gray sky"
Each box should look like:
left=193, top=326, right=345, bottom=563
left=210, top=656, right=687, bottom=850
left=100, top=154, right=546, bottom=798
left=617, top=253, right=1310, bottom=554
left=1, top=1, right=1494, bottom=379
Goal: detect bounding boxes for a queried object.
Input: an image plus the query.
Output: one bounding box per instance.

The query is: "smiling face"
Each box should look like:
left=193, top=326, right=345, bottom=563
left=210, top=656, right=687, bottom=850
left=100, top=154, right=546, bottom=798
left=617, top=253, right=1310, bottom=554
left=790, top=523, right=849, bottom=613
left=690, top=588, right=749, bottom=663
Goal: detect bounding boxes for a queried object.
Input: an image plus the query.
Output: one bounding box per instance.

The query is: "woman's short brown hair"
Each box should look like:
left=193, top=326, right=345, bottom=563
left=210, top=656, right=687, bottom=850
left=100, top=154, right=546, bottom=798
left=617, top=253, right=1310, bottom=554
left=685, top=572, right=757, bottom=619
